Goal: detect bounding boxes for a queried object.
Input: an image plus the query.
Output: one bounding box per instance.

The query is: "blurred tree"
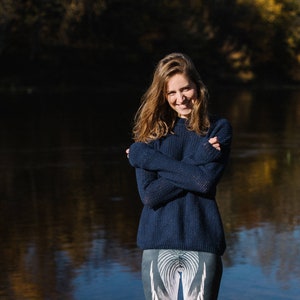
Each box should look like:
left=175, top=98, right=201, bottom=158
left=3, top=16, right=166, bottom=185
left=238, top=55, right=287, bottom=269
left=0, top=0, right=299, bottom=86
left=204, top=0, right=300, bottom=82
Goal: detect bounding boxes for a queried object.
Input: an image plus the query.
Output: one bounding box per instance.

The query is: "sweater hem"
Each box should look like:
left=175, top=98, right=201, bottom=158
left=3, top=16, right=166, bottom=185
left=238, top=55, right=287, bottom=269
left=137, top=244, right=226, bottom=256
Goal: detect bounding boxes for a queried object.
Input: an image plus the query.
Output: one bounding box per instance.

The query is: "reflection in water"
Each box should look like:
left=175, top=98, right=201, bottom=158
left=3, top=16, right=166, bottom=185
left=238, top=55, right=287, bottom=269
left=0, top=88, right=299, bottom=299
left=212, top=88, right=300, bottom=299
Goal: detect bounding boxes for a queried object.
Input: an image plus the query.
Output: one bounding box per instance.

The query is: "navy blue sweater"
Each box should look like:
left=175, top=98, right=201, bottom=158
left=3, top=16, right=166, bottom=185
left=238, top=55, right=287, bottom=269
left=129, top=117, right=232, bottom=255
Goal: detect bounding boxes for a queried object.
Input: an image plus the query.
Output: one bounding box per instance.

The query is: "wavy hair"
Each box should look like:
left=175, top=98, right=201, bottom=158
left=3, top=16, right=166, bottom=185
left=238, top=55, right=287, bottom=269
left=133, top=53, right=210, bottom=142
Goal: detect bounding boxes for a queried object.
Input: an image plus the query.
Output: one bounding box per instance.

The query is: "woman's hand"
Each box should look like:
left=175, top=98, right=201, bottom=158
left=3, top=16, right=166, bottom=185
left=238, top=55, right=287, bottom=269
left=126, top=148, right=130, bottom=158
left=209, top=136, right=220, bottom=151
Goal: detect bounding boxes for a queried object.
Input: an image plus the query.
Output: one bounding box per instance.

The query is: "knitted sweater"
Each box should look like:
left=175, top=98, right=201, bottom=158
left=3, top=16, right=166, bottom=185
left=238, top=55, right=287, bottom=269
left=128, top=116, right=232, bottom=255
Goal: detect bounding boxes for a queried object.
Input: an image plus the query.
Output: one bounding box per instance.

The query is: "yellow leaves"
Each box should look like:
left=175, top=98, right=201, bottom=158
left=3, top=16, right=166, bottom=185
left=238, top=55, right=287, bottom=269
left=0, top=0, right=16, bottom=24
left=58, top=0, right=107, bottom=45
left=238, top=0, right=283, bottom=22
left=221, top=41, right=254, bottom=82
left=93, top=0, right=107, bottom=16
left=60, top=0, right=107, bottom=25
left=287, top=23, right=300, bottom=49
left=63, top=0, right=84, bottom=23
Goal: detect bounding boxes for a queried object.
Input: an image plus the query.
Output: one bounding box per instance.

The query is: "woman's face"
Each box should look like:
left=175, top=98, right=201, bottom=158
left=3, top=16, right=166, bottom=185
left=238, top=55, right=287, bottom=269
left=166, top=73, right=198, bottom=119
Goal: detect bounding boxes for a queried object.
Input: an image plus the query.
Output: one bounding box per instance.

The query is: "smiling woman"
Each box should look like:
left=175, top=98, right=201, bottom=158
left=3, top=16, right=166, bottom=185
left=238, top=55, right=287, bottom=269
left=166, top=73, right=197, bottom=119
left=127, top=53, right=232, bottom=300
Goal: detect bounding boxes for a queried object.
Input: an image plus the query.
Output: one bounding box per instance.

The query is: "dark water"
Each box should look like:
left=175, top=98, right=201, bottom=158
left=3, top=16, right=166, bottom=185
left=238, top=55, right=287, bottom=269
left=0, top=87, right=299, bottom=300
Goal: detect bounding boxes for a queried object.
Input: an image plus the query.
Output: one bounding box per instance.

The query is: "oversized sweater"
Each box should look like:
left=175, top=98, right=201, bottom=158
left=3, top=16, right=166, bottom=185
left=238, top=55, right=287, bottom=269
left=128, top=116, right=232, bottom=256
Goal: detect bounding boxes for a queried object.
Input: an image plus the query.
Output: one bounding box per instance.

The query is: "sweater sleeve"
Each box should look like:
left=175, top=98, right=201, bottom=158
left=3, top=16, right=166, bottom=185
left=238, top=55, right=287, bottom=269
left=183, top=118, right=232, bottom=165
left=129, top=119, right=232, bottom=194
left=182, top=140, right=221, bottom=165
left=135, top=168, right=185, bottom=209
left=129, top=146, right=222, bottom=194
left=133, top=136, right=221, bottom=208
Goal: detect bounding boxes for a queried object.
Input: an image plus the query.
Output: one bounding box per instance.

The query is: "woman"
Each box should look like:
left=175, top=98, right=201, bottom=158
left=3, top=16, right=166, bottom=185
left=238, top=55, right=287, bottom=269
left=126, top=53, right=232, bottom=300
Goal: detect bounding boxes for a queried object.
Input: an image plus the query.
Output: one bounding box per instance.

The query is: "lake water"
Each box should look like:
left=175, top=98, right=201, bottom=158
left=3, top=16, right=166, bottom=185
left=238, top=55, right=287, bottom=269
left=0, top=87, right=299, bottom=299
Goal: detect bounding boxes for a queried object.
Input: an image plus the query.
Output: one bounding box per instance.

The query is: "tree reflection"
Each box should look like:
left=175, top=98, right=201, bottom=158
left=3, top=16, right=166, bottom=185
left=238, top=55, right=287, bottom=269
left=214, top=88, right=300, bottom=286
left=0, top=92, right=140, bottom=299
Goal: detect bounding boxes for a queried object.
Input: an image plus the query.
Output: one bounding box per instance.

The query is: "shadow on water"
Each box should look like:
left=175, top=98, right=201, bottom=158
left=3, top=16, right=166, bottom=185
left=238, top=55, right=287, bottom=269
left=0, top=87, right=299, bottom=299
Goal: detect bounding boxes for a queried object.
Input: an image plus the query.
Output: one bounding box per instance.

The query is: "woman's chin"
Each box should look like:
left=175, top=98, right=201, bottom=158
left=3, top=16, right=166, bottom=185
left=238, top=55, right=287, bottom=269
left=177, top=110, right=192, bottom=118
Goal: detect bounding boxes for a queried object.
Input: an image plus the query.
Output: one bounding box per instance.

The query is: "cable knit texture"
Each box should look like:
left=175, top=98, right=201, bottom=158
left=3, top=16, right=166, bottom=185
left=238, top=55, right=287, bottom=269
left=129, top=116, right=232, bottom=255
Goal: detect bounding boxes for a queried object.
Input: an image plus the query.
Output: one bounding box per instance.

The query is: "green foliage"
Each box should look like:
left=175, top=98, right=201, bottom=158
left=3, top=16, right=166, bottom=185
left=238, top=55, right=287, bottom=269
left=0, top=0, right=299, bottom=86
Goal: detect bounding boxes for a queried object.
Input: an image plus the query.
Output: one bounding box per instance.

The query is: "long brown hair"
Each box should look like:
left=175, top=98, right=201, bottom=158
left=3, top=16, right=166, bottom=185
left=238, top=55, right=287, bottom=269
left=133, top=53, right=210, bottom=142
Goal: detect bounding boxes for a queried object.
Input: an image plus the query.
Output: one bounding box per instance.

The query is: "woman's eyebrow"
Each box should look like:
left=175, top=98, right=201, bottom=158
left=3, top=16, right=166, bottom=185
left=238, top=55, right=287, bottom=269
left=167, top=84, right=190, bottom=93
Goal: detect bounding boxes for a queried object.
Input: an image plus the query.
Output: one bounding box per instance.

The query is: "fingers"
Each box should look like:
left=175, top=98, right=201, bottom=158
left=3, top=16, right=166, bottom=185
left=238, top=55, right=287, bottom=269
left=126, top=148, right=130, bottom=158
left=209, top=137, right=221, bottom=151
left=209, top=137, right=217, bottom=143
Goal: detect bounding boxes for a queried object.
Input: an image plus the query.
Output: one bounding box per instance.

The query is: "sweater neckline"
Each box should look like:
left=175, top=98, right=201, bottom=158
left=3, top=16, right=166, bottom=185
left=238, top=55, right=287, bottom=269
left=176, top=117, right=188, bottom=124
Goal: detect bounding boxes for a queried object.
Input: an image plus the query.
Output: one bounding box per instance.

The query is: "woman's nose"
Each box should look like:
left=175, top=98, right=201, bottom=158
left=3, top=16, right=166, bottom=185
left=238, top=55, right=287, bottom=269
left=176, top=92, right=186, bottom=103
